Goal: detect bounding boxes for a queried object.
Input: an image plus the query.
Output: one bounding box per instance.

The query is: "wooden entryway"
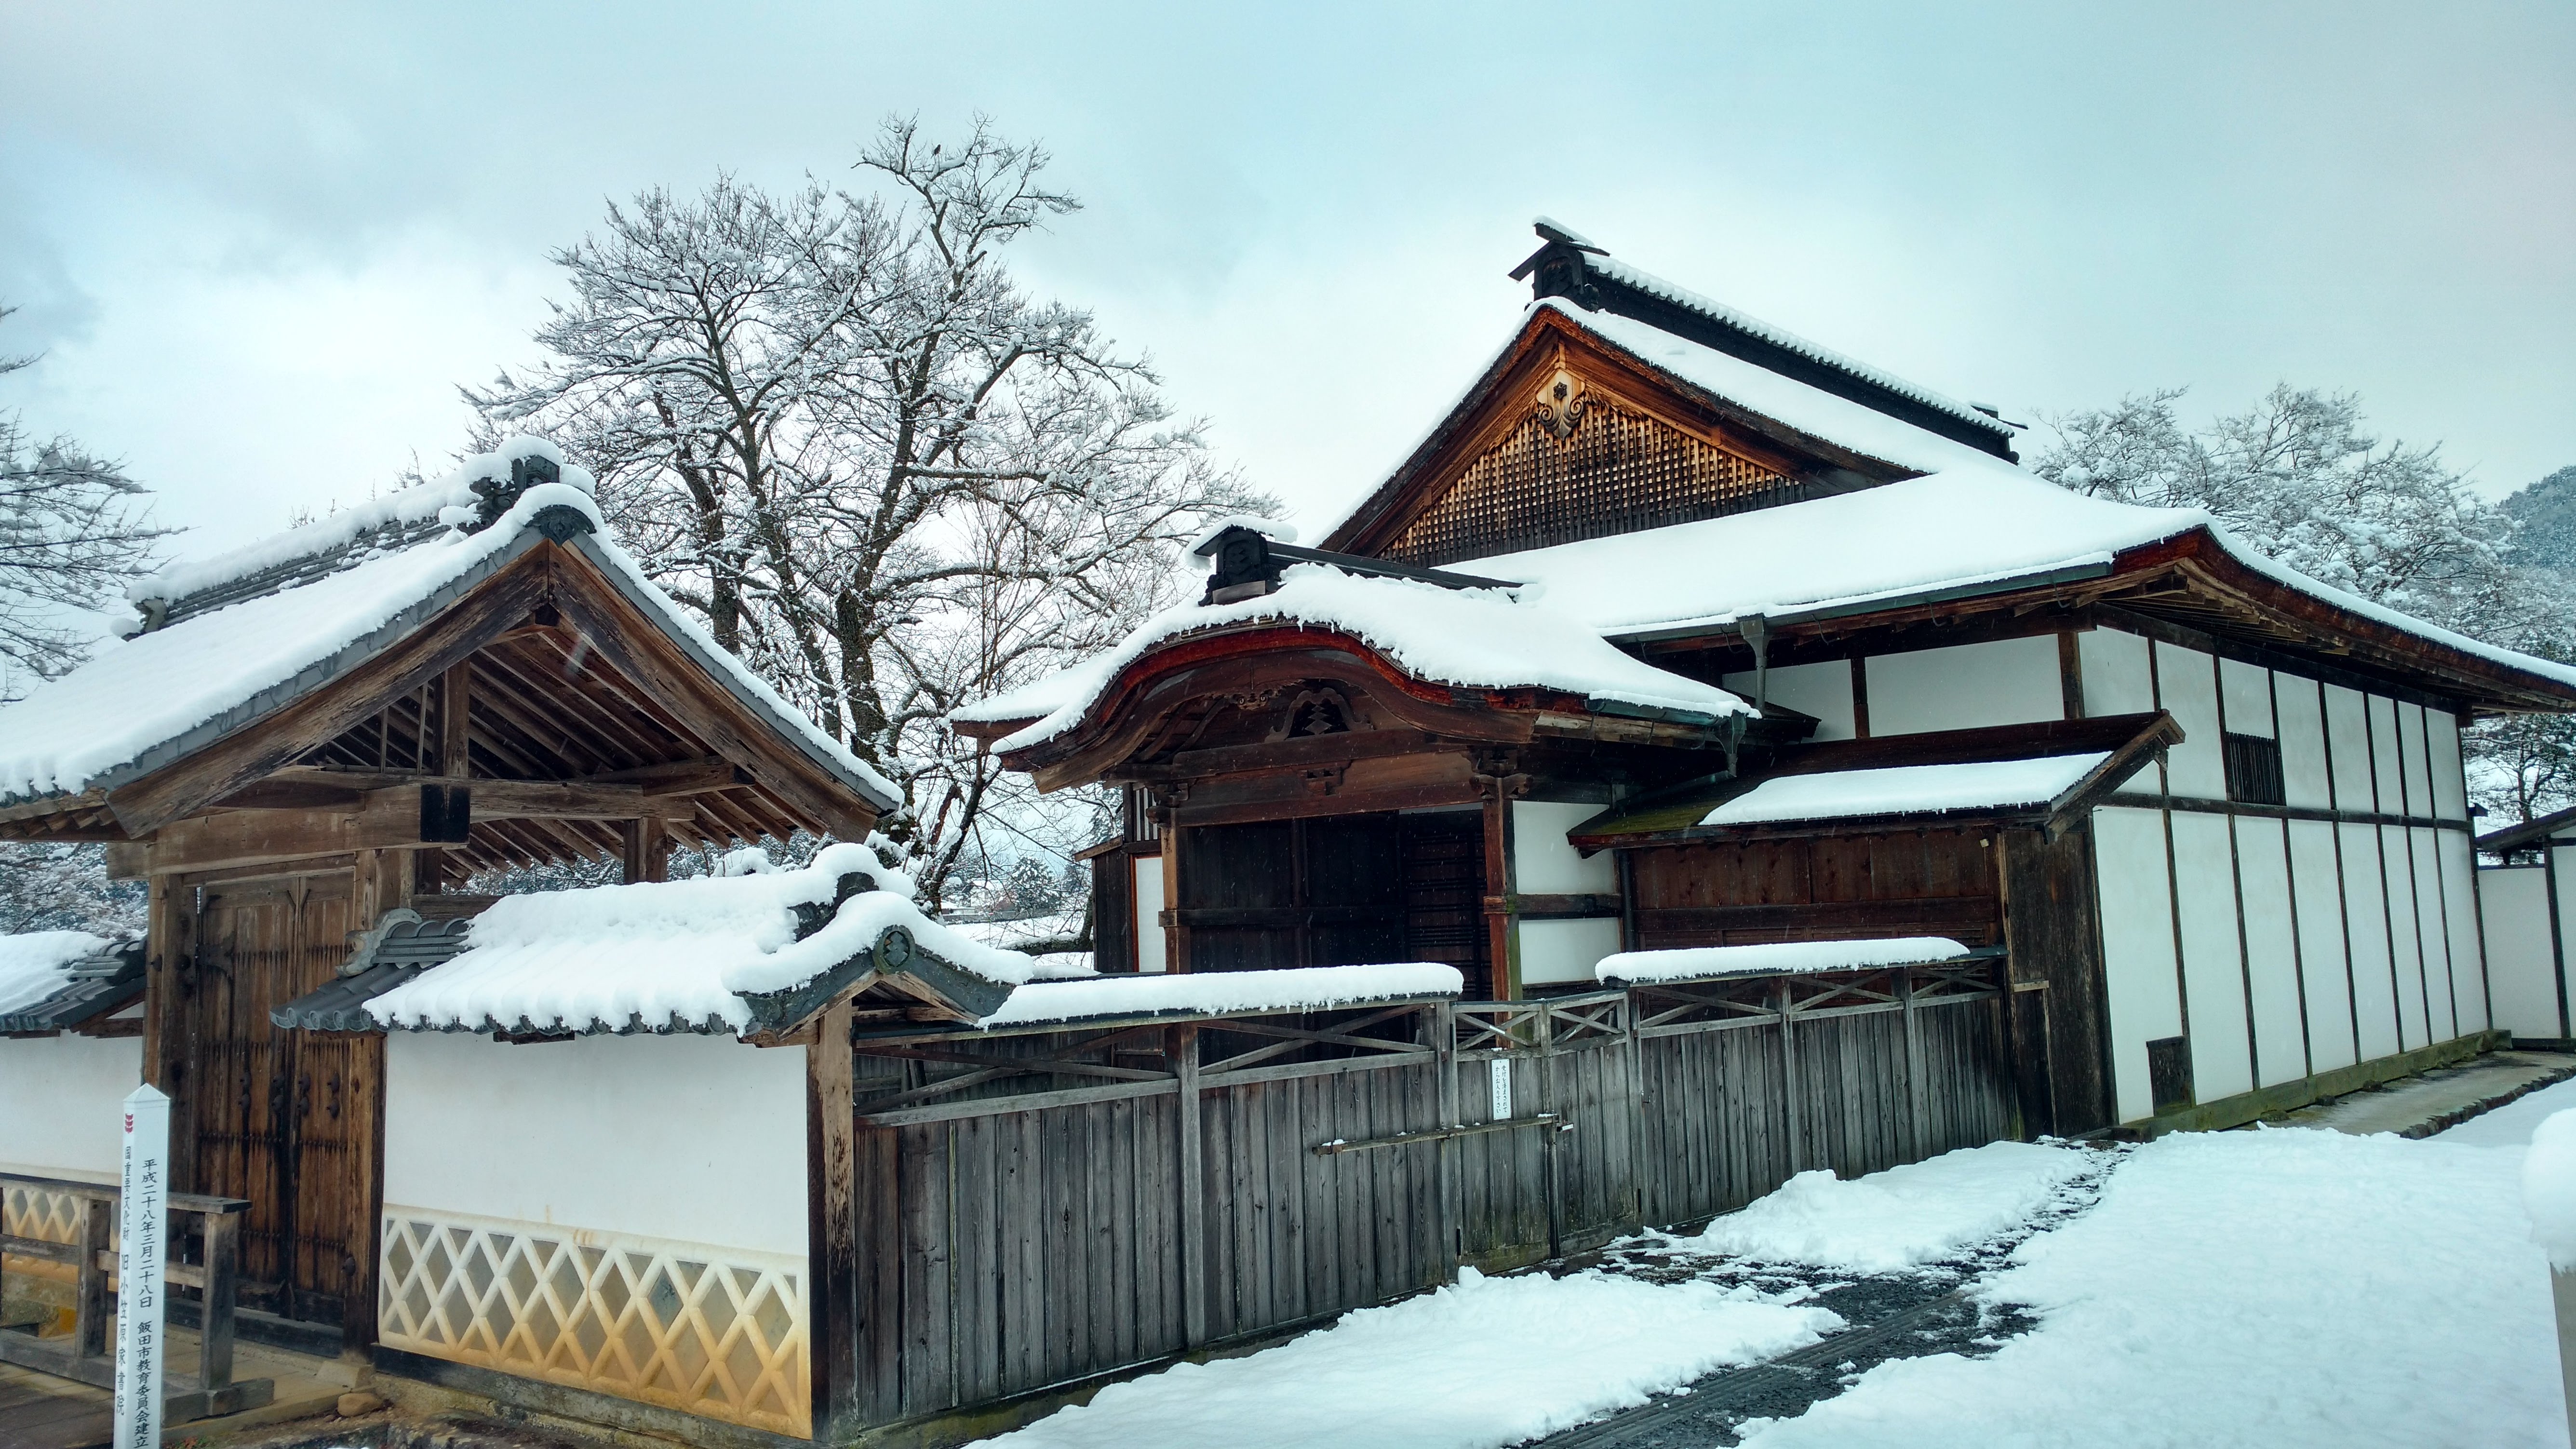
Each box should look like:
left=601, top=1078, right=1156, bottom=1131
left=177, top=872, right=381, bottom=1337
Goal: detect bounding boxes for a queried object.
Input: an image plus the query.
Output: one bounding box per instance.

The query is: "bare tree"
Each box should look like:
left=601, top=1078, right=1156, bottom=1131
left=0, top=305, right=173, bottom=703
left=470, top=119, right=1270, bottom=906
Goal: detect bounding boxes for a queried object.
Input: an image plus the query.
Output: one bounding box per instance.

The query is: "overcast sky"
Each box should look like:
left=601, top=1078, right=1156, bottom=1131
left=3, top=1, right=2569, bottom=566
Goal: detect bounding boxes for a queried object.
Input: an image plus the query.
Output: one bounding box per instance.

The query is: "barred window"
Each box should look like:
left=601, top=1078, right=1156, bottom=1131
left=2223, top=732, right=2285, bottom=806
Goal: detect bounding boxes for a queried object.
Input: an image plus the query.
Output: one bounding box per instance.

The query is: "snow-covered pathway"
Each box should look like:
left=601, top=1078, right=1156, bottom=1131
left=976, top=1122, right=2567, bottom=1449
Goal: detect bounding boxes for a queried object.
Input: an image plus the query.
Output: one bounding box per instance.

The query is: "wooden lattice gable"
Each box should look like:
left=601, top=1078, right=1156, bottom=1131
left=0, top=460, right=897, bottom=871
left=1324, top=306, right=1920, bottom=570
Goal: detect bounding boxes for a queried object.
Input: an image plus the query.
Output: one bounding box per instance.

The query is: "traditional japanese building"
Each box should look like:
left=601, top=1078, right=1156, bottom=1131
left=957, top=218, right=2576, bottom=1138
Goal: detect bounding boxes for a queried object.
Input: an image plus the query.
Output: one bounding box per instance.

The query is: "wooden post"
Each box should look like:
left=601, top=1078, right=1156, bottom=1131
left=200, top=1211, right=239, bottom=1391
left=1173, top=1024, right=1206, bottom=1349
left=425, top=660, right=472, bottom=893
left=72, top=1193, right=110, bottom=1360
left=1432, top=1003, right=1460, bottom=1275
left=1161, top=810, right=1188, bottom=974
left=142, top=872, right=196, bottom=1193
left=1482, top=787, right=1518, bottom=999
left=1778, top=979, right=1803, bottom=1174
left=1538, top=1001, right=1563, bottom=1259
left=623, top=817, right=669, bottom=885
left=1898, top=967, right=1929, bottom=1162
left=805, top=1003, right=859, bottom=1440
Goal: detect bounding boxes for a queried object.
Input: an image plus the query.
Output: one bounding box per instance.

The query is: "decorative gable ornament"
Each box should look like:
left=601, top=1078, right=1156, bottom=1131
left=1534, top=366, right=1592, bottom=440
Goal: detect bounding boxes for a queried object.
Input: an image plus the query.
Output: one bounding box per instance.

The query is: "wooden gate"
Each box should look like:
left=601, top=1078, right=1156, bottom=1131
left=184, top=873, right=381, bottom=1333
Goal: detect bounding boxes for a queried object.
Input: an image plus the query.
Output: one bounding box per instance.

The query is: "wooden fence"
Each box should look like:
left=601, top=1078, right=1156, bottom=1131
left=832, top=958, right=2023, bottom=1433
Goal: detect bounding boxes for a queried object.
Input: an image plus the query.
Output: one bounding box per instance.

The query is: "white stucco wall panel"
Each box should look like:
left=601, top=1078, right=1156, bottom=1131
left=2482, top=865, right=2562, bottom=1038
left=2339, top=825, right=2401, bottom=1060
left=1721, top=659, right=1855, bottom=741
left=1134, top=857, right=1167, bottom=973
left=2170, top=811, right=2253, bottom=1102
left=2218, top=658, right=2276, bottom=738
left=2080, top=628, right=2155, bottom=718
left=2440, top=832, right=2488, bottom=1034
left=2275, top=676, right=2333, bottom=812
left=2234, top=818, right=2308, bottom=1088
left=2380, top=826, right=2428, bottom=1051
left=2154, top=644, right=2227, bottom=801
left=2428, top=711, right=2469, bottom=821
left=1866, top=635, right=2061, bottom=738
left=2093, top=806, right=2185, bottom=1124
left=2323, top=686, right=2376, bottom=813
left=2367, top=697, right=2405, bottom=818
left=1511, top=802, right=1617, bottom=895
left=385, top=1031, right=809, bottom=1256
left=0, top=1033, right=139, bottom=1181
left=1517, top=918, right=1622, bottom=988
left=2288, top=819, right=2359, bottom=1071
left=2408, top=828, right=2455, bottom=1042
left=2399, top=706, right=2434, bottom=819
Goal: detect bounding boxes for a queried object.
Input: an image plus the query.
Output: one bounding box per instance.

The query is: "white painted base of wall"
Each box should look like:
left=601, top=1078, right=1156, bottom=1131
left=1518, top=918, right=1622, bottom=988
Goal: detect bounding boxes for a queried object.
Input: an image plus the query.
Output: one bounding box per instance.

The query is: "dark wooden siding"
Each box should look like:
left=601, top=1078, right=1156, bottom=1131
left=1177, top=813, right=1489, bottom=992
left=2000, top=823, right=2115, bottom=1134
left=1630, top=829, right=2004, bottom=950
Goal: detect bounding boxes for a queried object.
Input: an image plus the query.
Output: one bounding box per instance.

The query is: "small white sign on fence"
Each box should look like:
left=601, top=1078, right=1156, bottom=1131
left=1490, top=1057, right=1515, bottom=1120
left=115, top=1084, right=169, bottom=1449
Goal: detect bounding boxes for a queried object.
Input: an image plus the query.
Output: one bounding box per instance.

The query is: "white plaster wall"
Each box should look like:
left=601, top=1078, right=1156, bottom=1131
left=2234, top=818, right=2309, bottom=1088
left=2093, top=806, right=2185, bottom=1123
left=1133, top=857, right=1167, bottom=973
left=1865, top=635, right=2062, bottom=737
left=2409, top=828, right=2455, bottom=1041
left=2170, top=812, right=2253, bottom=1102
left=2288, top=819, right=2359, bottom=1071
left=2323, top=686, right=2376, bottom=812
left=2080, top=629, right=2155, bottom=718
left=0, top=1033, right=139, bottom=1181
left=2154, top=643, right=2227, bottom=801
left=2441, top=832, right=2489, bottom=1033
left=385, top=1032, right=810, bottom=1256
left=1517, top=918, right=1622, bottom=988
left=2482, top=866, right=2563, bottom=1038
left=2428, top=711, right=2469, bottom=821
left=2218, top=658, right=2276, bottom=738
left=2399, top=706, right=2434, bottom=818
left=2340, top=824, right=2402, bottom=1060
left=1511, top=802, right=1617, bottom=895
left=1720, top=660, right=1855, bottom=741
left=2368, top=697, right=2405, bottom=816
left=2275, top=675, right=2333, bottom=811
left=2381, top=827, right=2429, bottom=1050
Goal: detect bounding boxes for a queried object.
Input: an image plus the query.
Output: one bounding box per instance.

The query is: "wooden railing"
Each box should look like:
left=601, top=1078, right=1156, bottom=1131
left=0, top=1171, right=276, bottom=1421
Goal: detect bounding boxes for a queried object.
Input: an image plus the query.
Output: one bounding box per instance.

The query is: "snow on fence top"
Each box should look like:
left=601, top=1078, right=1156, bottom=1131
left=1595, top=937, right=1972, bottom=986
left=0, top=930, right=114, bottom=1018
left=363, top=842, right=1071, bottom=1035
left=976, top=962, right=1464, bottom=1030
left=951, top=563, right=1752, bottom=749
left=0, top=442, right=900, bottom=808
left=1700, top=753, right=2111, bottom=828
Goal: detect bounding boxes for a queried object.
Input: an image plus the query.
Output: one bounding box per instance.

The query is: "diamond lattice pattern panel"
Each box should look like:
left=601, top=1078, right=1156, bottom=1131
left=1385, top=402, right=1801, bottom=568
left=1, top=1180, right=91, bottom=1289
left=378, top=1206, right=809, bottom=1438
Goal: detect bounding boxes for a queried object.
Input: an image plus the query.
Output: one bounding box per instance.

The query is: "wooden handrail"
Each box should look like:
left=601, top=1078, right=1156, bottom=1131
left=0, top=1170, right=250, bottom=1216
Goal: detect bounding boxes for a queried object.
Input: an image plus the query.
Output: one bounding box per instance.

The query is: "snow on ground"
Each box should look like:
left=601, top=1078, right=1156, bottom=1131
left=1687, top=1141, right=2093, bottom=1273
left=979, top=1265, right=1838, bottom=1449
left=2437, top=1076, right=2576, bottom=1147
left=1732, top=1128, right=2566, bottom=1448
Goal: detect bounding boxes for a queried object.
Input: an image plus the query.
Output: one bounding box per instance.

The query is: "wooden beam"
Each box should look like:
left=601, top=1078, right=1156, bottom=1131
left=118, top=786, right=470, bottom=877
left=447, top=779, right=698, bottom=822
left=440, top=661, right=472, bottom=777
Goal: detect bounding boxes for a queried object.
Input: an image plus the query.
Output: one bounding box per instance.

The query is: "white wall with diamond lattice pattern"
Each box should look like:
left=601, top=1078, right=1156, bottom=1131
left=378, top=1206, right=811, bottom=1436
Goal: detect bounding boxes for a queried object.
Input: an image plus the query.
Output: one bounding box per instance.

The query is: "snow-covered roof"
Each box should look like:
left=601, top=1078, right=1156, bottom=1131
left=1700, top=753, right=2112, bottom=829
left=951, top=562, right=1753, bottom=750
left=1596, top=937, right=1972, bottom=986
left=976, top=962, right=1463, bottom=1030
left=0, top=438, right=900, bottom=812
left=360, top=844, right=1073, bottom=1035
left=0, top=930, right=114, bottom=1017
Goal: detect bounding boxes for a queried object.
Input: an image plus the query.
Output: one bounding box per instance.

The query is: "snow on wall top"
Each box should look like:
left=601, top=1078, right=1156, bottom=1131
left=0, top=930, right=114, bottom=1018
left=363, top=843, right=1069, bottom=1035
left=1573, top=254, right=2013, bottom=441
left=978, top=962, right=1463, bottom=1030
left=949, top=563, right=1753, bottom=749
left=1595, top=937, right=1972, bottom=986
left=1700, top=753, right=2111, bottom=828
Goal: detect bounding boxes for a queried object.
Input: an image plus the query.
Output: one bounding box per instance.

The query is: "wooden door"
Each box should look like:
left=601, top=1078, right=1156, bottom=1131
left=186, top=872, right=381, bottom=1332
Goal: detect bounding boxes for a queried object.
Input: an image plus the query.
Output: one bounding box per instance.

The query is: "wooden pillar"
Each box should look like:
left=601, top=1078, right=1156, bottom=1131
left=1778, top=978, right=1803, bottom=1173
left=1432, top=1002, right=1460, bottom=1275
left=142, top=867, right=199, bottom=1192
left=1481, top=786, right=1518, bottom=1000
left=1161, top=807, right=1189, bottom=974
left=1898, top=966, right=1928, bottom=1161
left=805, top=1003, right=859, bottom=1440
left=346, top=848, right=407, bottom=1354
left=1173, top=1024, right=1206, bottom=1348
left=420, top=660, right=473, bottom=894
left=623, top=817, right=670, bottom=884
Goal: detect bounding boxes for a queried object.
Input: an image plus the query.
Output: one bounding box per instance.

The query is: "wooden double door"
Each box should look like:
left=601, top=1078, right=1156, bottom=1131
left=1177, top=810, right=1491, bottom=993
left=177, top=872, right=382, bottom=1333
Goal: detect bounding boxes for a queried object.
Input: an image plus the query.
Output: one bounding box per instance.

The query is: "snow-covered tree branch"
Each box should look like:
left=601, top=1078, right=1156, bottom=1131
left=469, top=118, right=1272, bottom=907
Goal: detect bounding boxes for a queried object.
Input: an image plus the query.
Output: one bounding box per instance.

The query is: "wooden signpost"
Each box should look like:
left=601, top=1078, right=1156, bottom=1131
left=114, top=1086, right=169, bottom=1449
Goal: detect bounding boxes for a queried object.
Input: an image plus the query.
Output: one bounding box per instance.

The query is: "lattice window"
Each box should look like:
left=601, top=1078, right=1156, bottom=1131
left=377, top=1206, right=809, bottom=1438
left=1385, top=396, right=1802, bottom=568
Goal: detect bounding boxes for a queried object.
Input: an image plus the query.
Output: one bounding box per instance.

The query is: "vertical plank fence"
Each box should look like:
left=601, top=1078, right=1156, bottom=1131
left=833, top=957, right=2022, bottom=1434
